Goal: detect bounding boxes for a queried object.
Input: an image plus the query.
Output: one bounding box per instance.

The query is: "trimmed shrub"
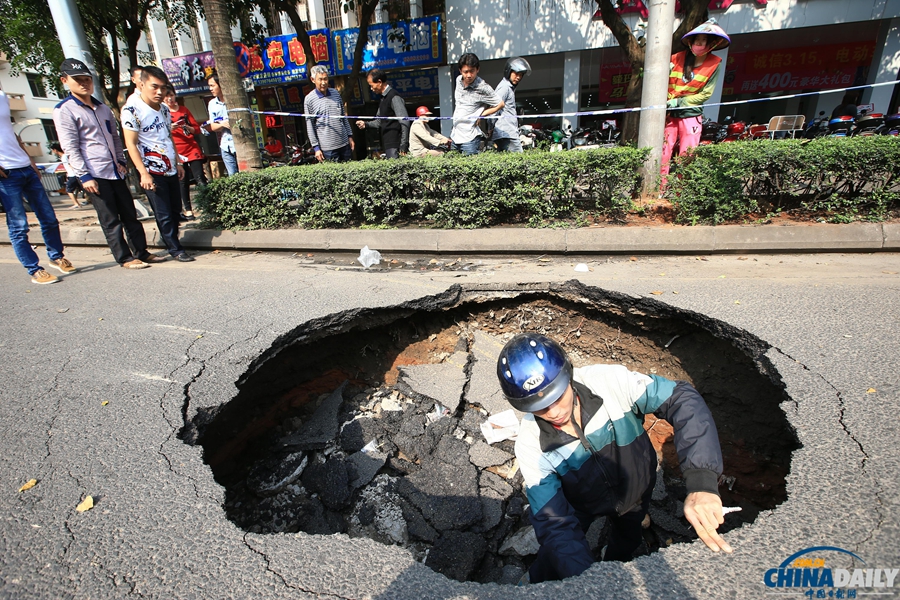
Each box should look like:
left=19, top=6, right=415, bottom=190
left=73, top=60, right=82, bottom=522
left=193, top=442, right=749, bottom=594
left=194, top=147, right=648, bottom=230
left=669, top=136, right=900, bottom=224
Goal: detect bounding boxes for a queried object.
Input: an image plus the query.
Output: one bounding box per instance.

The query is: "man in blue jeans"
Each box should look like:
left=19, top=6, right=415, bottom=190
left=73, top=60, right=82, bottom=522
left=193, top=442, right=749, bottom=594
left=0, top=90, right=76, bottom=284
left=450, top=53, right=503, bottom=155
left=122, top=66, right=194, bottom=262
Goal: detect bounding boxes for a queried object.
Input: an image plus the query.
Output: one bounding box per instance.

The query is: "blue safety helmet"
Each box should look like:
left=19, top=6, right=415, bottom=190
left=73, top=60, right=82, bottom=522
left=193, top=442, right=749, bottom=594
left=497, top=333, right=573, bottom=413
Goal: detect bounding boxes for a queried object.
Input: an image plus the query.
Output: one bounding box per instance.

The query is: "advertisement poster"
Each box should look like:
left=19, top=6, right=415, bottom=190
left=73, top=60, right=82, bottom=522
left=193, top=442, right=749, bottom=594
left=722, top=41, right=875, bottom=96
left=162, top=51, right=216, bottom=96
left=331, top=15, right=443, bottom=76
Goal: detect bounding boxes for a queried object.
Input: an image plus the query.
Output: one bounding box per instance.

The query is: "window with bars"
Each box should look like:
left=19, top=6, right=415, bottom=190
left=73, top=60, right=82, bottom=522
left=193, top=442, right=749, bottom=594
left=323, top=0, right=342, bottom=31
left=42, top=119, right=59, bottom=144
left=167, top=26, right=180, bottom=56
left=189, top=25, right=203, bottom=52
left=27, top=73, right=47, bottom=98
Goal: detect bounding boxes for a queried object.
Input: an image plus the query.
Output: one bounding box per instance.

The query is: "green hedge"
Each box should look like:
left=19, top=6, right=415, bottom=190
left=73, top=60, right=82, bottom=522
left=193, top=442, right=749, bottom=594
left=194, top=147, right=648, bottom=230
left=669, top=136, right=900, bottom=225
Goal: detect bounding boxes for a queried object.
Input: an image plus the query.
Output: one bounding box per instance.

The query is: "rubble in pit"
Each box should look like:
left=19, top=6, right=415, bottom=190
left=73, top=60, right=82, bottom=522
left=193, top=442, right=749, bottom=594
left=222, top=329, right=716, bottom=584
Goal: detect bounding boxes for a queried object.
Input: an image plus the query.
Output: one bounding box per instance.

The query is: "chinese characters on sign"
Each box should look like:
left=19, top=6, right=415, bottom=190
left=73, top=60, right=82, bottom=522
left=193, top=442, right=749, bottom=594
left=596, top=40, right=876, bottom=102
left=162, top=52, right=217, bottom=95
left=331, top=15, right=443, bottom=76
left=722, top=42, right=875, bottom=96
left=236, top=29, right=333, bottom=86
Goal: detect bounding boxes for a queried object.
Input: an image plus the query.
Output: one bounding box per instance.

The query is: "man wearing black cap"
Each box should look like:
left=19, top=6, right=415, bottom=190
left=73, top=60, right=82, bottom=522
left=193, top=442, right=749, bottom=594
left=53, top=58, right=164, bottom=269
left=0, top=83, right=75, bottom=284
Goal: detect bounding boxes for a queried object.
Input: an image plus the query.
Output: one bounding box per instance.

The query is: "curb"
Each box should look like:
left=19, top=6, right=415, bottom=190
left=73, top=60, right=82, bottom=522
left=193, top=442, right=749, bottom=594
left=3, top=221, right=897, bottom=254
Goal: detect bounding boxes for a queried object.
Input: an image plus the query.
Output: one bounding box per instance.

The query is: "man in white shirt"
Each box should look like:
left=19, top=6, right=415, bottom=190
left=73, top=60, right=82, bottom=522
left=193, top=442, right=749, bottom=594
left=0, top=90, right=75, bottom=284
left=206, top=73, right=238, bottom=175
left=122, top=65, right=194, bottom=262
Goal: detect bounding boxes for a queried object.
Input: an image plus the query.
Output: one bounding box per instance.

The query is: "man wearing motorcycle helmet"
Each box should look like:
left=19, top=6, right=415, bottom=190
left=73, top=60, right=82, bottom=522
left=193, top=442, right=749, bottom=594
left=661, top=19, right=730, bottom=187
left=409, top=106, right=451, bottom=157
left=497, top=333, right=731, bottom=583
left=491, top=57, right=531, bottom=152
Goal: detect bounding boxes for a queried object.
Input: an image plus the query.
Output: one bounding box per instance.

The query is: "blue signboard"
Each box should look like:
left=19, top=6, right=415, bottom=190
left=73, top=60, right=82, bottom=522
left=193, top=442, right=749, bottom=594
left=234, top=29, right=333, bottom=85
left=385, top=67, right=440, bottom=99
left=331, top=15, right=443, bottom=76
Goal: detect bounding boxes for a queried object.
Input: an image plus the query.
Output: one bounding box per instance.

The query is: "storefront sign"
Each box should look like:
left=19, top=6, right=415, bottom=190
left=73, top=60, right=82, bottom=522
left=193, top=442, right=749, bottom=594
left=597, top=61, right=632, bottom=103
left=385, top=67, right=440, bottom=99
left=722, top=41, right=876, bottom=95
left=234, top=29, right=332, bottom=85
left=162, top=51, right=216, bottom=96
left=331, top=15, right=443, bottom=76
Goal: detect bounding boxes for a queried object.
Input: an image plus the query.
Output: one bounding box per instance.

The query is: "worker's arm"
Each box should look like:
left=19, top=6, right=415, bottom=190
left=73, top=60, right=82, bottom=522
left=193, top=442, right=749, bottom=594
left=630, top=371, right=732, bottom=553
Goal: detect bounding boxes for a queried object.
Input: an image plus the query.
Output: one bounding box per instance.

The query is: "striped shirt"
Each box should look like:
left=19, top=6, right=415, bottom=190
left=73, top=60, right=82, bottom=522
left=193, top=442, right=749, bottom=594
left=304, top=88, right=353, bottom=152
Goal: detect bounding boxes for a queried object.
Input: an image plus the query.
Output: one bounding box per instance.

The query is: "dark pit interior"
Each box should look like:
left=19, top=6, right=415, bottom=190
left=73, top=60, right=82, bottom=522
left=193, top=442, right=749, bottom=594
left=185, top=284, right=799, bottom=584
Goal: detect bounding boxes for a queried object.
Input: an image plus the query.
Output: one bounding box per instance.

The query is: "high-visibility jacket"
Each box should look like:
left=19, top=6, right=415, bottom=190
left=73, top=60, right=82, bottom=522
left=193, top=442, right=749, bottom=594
left=667, top=50, right=721, bottom=118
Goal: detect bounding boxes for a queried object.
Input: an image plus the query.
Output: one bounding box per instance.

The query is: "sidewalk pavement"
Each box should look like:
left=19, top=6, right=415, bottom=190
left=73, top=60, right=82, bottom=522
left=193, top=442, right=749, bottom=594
left=7, top=201, right=900, bottom=254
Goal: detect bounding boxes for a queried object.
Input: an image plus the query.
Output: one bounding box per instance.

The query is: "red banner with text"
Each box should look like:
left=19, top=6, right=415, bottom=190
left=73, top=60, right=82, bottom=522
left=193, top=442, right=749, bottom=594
left=597, top=40, right=876, bottom=103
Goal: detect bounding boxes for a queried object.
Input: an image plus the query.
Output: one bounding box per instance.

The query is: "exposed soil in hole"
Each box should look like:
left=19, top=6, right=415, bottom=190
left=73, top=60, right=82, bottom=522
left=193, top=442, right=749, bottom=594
left=190, top=288, right=798, bottom=584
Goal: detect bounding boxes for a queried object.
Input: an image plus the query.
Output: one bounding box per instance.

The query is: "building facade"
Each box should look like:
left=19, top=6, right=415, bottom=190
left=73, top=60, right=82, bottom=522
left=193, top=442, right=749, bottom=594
left=5, top=0, right=900, bottom=160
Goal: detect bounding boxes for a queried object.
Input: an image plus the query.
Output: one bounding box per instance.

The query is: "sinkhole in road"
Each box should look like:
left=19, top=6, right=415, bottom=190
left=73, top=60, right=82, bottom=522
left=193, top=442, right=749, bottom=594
left=186, top=282, right=799, bottom=584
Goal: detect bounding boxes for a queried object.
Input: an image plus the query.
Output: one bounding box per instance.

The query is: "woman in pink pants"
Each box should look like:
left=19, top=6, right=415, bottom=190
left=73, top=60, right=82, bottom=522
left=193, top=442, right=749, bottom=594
left=661, top=20, right=730, bottom=187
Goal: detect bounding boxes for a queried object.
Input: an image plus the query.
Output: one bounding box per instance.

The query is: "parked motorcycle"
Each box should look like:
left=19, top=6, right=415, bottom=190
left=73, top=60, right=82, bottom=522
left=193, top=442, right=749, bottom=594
left=803, top=111, right=830, bottom=138
left=699, top=117, right=727, bottom=144
left=877, top=113, right=900, bottom=136
left=721, top=116, right=749, bottom=142
left=827, top=115, right=855, bottom=137
left=851, top=109, right=884, bottom=137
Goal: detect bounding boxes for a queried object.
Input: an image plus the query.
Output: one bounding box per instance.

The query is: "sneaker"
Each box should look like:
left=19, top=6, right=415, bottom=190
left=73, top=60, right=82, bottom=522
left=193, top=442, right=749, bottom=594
left=174, top=253, right=195, bottom=262
left=121, top=259, right=150, bottom=269
left=140, top=254, right=167, bottom=264
left=31, top=269, right=59, bottom=284
left=49, top=257, right=76, bottom=274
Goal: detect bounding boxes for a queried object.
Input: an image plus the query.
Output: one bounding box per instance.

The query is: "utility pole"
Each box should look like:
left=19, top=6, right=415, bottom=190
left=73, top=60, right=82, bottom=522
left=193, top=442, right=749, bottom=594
left=637, top=0, right=676, bottom=196
left=46, top=0, right=99, bottom=83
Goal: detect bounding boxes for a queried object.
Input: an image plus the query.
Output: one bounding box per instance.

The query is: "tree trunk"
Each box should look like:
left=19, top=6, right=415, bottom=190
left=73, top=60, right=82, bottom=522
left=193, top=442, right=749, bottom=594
left=201, top=0, right=263, bottom=172
left=594, top=0, right=709, bottom=144
left=273, top=0, right=319, bottom=68
left=342, top=0, right=380, bottom=103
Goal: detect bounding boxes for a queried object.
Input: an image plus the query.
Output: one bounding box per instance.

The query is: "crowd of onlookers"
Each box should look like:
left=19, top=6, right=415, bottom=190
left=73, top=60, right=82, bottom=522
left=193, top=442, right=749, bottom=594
left=1, top=22, right=728, bottom=285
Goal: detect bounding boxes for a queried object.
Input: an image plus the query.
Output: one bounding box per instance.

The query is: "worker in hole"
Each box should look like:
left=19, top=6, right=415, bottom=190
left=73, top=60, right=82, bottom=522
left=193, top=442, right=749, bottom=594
left=497, top=333, right=732, bottom=583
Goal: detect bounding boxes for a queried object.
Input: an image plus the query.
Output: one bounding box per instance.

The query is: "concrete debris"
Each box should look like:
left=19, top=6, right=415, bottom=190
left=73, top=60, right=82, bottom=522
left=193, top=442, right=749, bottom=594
left=394, top=351, right=468, bottom=412
left=499, top=525, right=540, bottom=557
left=281, top=380, right=348, bottom=449
left=425, top=531, right=488, bottom=582
left=469, top=440, right=514, bottom=468
left=466, top=330, right=520, bottom=417
left=246, top=452, right=308, bottom=497
left=347, top=446, right=388, bottom=490
left=230, top=350, right=699, bottom=585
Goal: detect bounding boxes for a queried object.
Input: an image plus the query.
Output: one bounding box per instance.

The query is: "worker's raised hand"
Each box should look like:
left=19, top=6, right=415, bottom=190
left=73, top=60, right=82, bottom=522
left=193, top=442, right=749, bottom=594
left=683, top=491, right=733, bottom=553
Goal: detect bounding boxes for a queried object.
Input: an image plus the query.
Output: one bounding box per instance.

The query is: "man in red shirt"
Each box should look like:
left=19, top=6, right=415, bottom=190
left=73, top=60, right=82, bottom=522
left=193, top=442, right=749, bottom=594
left=264, top=134, right=285, bottom=159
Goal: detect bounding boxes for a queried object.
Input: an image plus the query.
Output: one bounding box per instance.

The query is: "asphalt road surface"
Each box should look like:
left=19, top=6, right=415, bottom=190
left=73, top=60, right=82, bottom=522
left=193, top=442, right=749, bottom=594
left=1, top=245, right=898, bottom=599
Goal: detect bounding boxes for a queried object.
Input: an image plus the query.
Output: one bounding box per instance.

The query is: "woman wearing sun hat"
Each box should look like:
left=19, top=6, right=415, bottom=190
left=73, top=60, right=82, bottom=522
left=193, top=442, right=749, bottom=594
left=661, top=19, right=731, bottom=186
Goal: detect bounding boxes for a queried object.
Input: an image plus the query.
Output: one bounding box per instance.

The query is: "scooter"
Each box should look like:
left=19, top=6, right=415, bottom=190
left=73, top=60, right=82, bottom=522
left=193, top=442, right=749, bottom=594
left=877, top=113, right=900, bottom=136
left=827, top=115, right=855, bottom=137
left=721, top=117, right=749, bottom=142
left=803, top=112, right=829, bottom=138
left=699, top=118, right=726, bottom=144
left=851, top=109, right=884, bottom=137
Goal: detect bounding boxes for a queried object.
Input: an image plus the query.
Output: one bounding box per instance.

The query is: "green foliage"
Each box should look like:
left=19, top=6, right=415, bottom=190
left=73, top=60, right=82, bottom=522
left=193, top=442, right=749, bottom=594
left=194, top=147, right=648, bottom=230
left=668, top=137, right=900, bottom=225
